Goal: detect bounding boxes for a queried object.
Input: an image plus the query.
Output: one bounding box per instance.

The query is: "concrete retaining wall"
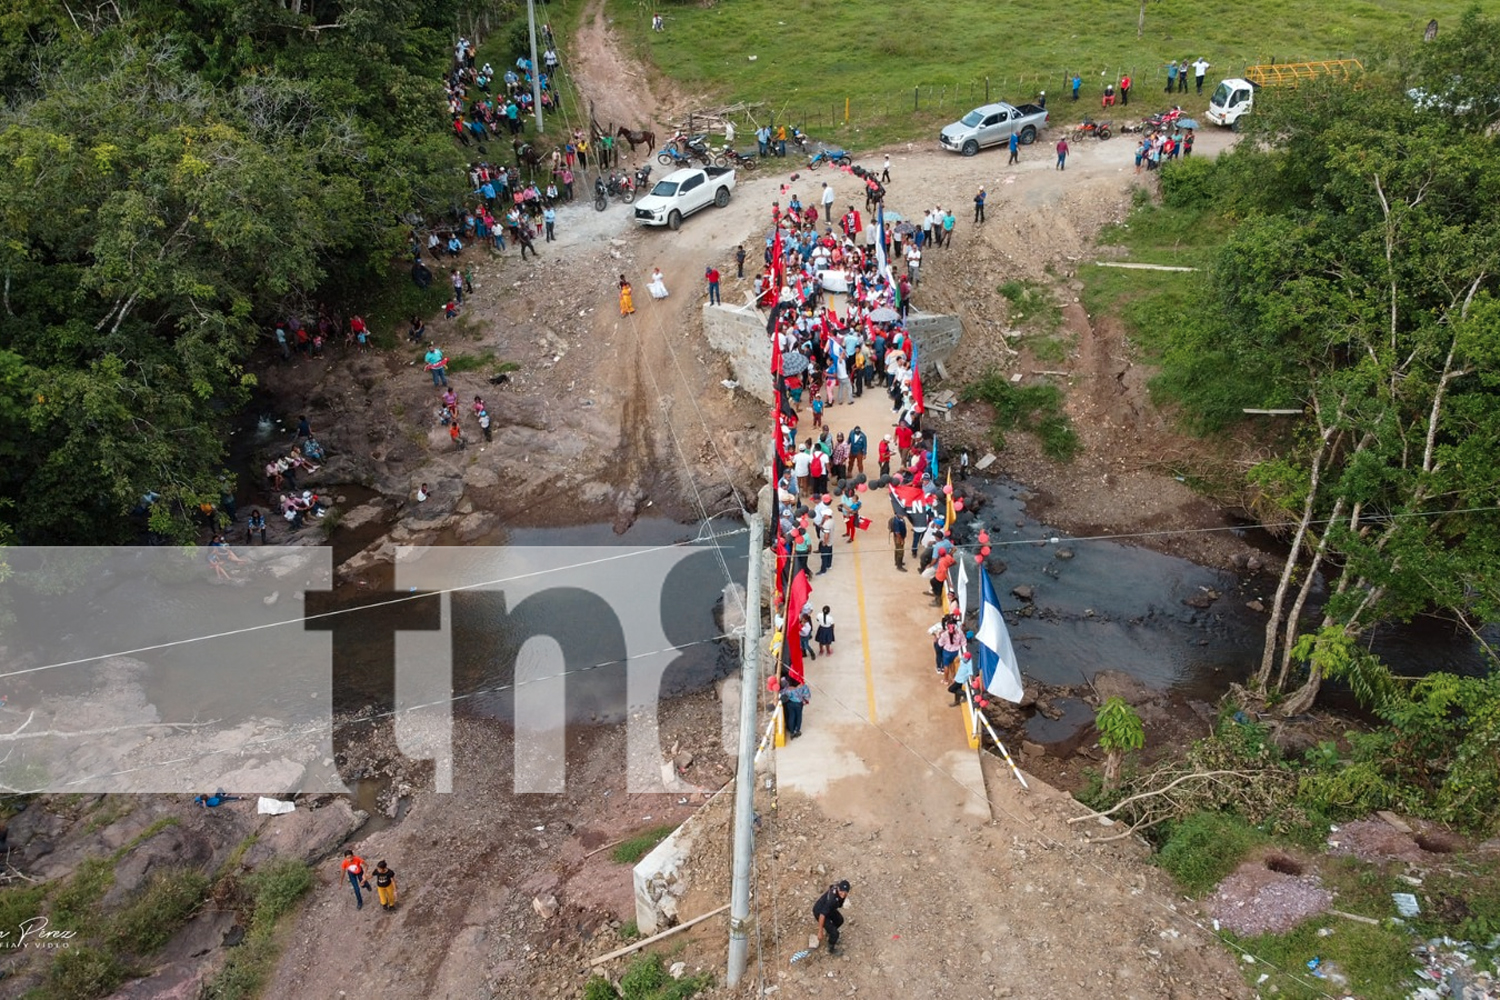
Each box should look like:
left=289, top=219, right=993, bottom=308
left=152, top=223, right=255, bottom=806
left=632, top=782, right=735, bottom=935
left=700, top=304, right=964, bottom=404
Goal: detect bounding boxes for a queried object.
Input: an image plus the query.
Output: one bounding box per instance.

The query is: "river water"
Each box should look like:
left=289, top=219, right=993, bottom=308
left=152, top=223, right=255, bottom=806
left=965, top=478, right=1497, bottom=704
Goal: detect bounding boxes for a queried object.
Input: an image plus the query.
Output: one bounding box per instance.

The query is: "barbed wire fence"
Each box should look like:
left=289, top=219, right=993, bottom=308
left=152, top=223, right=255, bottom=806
left=674, top=52, right=1360, bottom=139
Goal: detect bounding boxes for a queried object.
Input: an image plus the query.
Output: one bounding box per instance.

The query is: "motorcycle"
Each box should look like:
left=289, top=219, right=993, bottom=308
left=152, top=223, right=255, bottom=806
left=717, top=146, right=760, bottom=171
left=1118, top=121, right=1145, bottom=134
left=634, top=164, right=653, bottom=190
left=660, top=132, right=718, bottom=166
left=807, top=147, right=852, bottom=170
left=592, top=170, right=636, bottom=212
left=656, top=143, right=696, bottom=167
left=789, top=126, right=811, bottom=153
left=1070, top=117, right=1112, bottom=141
left=681, top=133, right=719, bottom=165
left=1143, top=105, right=1184, bottom=130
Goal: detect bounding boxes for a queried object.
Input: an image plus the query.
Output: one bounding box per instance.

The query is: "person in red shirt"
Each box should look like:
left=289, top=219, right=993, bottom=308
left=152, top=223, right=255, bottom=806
left=705, top=266, right=721, bottom=305
left=894, top=423, right=914, bottom=466
left=878, top=435, right=892, bottom=476
left=341, top=850, right=368, bottom=910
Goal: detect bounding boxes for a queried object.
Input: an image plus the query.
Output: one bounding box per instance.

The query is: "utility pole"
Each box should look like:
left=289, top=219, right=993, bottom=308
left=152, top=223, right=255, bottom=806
left=726, top=512, right=764, bottom=986
left=527, top=0, right=544, bottom=134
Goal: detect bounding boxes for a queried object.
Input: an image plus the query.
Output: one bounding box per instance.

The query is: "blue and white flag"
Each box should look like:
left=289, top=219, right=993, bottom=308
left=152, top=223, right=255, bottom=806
left=955, top=550, right=970, bottom=620
left=978, top=569, right=1024, bottom=703
left=874, top=204, right=895, bottom=291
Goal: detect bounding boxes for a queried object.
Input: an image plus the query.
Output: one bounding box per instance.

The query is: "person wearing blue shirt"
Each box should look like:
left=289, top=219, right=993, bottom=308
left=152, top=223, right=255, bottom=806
left=1072, top=74, right=1082, bottom=101
left=1008, top=131, right=1020, bottom=165
left=947, top=651, right=975, bottom=706
left=847, top=426, right=868, bottom=475
left=543, top=206, right=556, bottom=242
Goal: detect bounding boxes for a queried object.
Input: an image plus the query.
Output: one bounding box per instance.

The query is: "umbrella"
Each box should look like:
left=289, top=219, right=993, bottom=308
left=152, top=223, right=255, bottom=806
left=881, top=211, right=905, bottom=223
left=779, top=351, right=809, bottom=376
left=869, top=306, right=900, bottom=322
left=894, top=221, right=917, bottom=236
left=1178, top=118, right=1199, bottom=130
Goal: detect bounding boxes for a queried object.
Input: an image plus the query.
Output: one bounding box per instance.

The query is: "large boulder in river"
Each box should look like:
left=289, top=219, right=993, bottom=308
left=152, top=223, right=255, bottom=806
left=1089, top=669, right=1155, bottom=706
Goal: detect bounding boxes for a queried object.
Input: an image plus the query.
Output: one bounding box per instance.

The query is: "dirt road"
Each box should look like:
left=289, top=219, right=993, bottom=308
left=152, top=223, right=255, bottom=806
left=259, top=15, right=1266, bottom=998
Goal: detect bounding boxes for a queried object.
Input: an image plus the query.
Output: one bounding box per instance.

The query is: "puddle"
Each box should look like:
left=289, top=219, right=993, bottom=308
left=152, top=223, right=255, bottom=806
left=347, top=776, right=407, bottom=836
left=1024, top=697, right=1095, bottom=746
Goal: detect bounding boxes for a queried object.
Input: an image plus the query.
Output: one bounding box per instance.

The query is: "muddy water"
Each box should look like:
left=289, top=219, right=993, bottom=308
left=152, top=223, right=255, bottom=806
left=966, top=478, right=1497, bottom=701
left=327, top=516, right=746, bottom=724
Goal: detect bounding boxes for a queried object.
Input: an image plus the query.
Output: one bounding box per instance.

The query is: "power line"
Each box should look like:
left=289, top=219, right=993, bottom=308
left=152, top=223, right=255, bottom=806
left=0, top=527, right=747, bottom=682
left=10, top=628, right=741, bottom=794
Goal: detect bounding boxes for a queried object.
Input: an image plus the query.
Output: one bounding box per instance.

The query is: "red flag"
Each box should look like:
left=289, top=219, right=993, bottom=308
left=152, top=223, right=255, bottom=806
left=908, top=338, right=925, bottom=414
left=785, top=568, right=812, bottom=683
left=772, top=227, right=785, bottom=292
left=774, top=535, right=788, bottom=601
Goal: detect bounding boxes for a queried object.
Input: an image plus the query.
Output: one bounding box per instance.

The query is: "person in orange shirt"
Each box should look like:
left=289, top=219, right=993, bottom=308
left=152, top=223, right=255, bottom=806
left=341, top=849, right=368, bottom=910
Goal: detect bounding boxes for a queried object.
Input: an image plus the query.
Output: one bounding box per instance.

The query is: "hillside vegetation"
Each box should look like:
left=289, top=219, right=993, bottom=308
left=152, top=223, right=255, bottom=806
left=0, top=0, right=487, bottom=542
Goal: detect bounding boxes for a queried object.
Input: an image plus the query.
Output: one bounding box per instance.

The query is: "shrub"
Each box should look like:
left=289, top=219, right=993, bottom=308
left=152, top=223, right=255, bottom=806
left=1156, top=811, right=1265, bottom=895
left=611, top=824, right=679, bottom=865
left=960, top=374, right=1081, bottom=461
left=109, top=867, right=210, bottom=954
left=201, top=934, right=280, bottom=1000
left=1158, top=156, right=1219, bottom=210
left=43, top=946, right=128, bottom=1000
left=243, top=857, right=313, bottom=933
left=613, top=953, right=715, bottom=1000
left=583, top=976, right=622, bottom=1000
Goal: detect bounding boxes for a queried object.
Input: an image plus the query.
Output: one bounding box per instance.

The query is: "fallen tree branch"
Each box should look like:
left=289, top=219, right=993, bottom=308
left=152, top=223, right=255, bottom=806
left=1328, top=908, right=1380, bottom=926
left=0, top=715, right=222, bottom=742
left=587, top=903, right=731, bottom=966
left=1066, top=769, right=1266, bottom=824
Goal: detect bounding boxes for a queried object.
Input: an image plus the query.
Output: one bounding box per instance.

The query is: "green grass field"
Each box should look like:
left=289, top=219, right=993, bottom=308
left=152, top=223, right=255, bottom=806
left=600, top=0, right=1472, bottom=148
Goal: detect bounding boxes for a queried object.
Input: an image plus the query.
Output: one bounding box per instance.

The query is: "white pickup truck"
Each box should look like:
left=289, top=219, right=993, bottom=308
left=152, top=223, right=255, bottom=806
left=632, top=166, right=736, bottom=229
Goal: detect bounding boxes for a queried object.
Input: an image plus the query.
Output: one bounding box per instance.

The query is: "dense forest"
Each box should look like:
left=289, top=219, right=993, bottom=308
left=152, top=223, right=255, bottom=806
left=0, top=0, right=517, bottom=543
left=1132, top=11, right=1500, bottom=822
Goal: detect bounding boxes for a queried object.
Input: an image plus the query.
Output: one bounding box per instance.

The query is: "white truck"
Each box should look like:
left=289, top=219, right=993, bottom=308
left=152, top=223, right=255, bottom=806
left=1206, top=59, right=1363, bottom=129
left=632, top=166, right=736, bottom=230
left=1205, top=78, right=1258, bottom=129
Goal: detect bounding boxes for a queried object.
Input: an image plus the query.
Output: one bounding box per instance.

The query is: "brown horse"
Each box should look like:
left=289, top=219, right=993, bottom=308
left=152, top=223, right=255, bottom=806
left=616, top=126, right=656, bottom=156
left=513, top=140, right=545, bottom=171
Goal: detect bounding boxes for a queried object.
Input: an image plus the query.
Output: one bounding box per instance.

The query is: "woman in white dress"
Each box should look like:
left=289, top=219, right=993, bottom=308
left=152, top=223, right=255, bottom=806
left=648, top=266, right=669, bottom=299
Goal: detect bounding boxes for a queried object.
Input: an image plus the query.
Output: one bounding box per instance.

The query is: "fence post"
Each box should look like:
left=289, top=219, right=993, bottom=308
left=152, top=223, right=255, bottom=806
left=986, top=76, right=990, bottom=102
left=914, top=86, right=919, bottom=111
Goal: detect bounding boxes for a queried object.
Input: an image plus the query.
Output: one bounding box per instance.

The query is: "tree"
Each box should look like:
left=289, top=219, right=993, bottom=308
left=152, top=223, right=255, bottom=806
left=0, top=0, right=471, bottom=542
left=1095, top=697, right=1145, bottom=790
left=1146, top=21, right=1500, bottom=714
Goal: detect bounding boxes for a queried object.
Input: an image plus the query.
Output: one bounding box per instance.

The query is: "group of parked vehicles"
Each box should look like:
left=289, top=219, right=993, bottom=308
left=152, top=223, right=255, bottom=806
left=936, top=60, right=1362, bottom=156
left=625, top=124, right=849, bottom=229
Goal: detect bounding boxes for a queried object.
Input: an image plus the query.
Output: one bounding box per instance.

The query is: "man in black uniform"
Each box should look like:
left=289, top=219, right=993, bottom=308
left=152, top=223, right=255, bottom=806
left=813, top=879, right=851, bottom=954
left=888, top=515, right=908, bottom=571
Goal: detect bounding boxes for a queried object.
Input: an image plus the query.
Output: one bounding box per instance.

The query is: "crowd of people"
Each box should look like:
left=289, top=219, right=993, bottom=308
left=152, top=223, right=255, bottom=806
left=746, top=179, right=987, bottom=957
left=1134, top=126, right=1194, bottom=171
left=753, top=173, right=984, bottom=742
left=445, top=33, right=564, bottom=146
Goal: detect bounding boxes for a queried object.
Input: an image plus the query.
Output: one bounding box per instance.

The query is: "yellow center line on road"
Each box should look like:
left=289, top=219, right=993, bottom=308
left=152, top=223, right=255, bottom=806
left=851, top=525, right=878, bottom=724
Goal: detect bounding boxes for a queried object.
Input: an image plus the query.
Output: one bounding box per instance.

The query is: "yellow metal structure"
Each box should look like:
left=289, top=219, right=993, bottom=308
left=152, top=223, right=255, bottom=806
left=1245, top=59, right=1363, bottom=87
